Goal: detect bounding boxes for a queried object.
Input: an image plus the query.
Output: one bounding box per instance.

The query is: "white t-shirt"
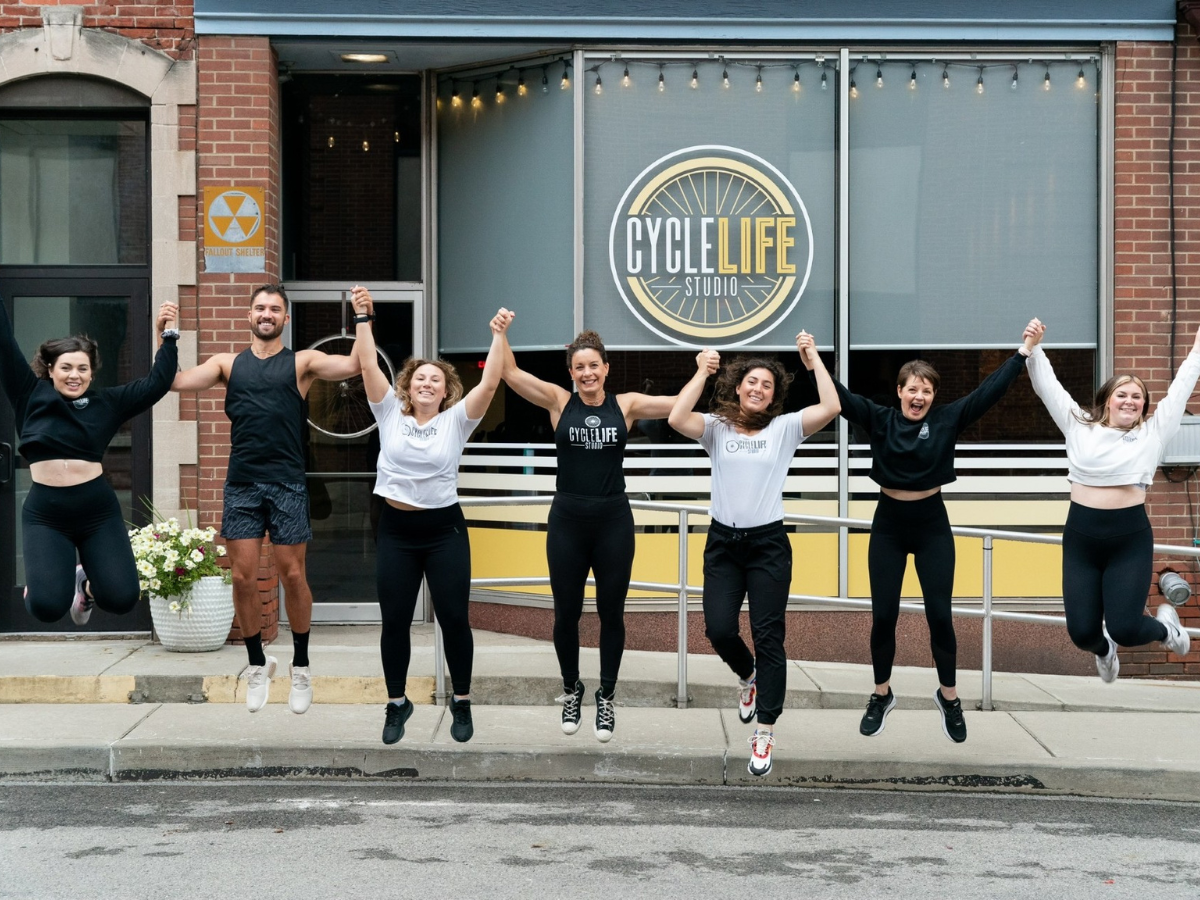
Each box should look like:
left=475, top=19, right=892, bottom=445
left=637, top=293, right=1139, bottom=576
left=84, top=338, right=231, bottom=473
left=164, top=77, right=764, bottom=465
left=697, top=411, right=808, bottom=528
left=1028, top=346, right=1200, bottom=488
left=369, top=392, right=481, bottom=508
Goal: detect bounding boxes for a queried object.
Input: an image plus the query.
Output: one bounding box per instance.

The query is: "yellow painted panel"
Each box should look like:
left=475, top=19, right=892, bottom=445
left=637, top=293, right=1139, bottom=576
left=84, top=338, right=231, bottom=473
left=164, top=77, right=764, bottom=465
left=993, top=539, right=1063, bottom=596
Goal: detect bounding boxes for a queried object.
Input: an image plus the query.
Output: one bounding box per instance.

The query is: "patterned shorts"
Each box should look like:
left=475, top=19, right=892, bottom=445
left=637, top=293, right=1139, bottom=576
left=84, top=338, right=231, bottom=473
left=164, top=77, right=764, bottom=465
left=221, top=482, right=313, bottom=545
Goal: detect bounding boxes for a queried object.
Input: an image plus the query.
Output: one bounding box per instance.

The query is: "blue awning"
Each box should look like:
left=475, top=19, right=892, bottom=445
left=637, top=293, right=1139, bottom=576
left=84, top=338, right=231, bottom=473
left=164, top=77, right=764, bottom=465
left=195, top=1, right=1177, bottom=42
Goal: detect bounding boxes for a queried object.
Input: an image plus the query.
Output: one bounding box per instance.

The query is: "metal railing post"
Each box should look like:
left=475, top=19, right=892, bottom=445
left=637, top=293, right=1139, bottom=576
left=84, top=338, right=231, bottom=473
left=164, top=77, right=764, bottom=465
left=981, top=535, right=994, bottom=712
left=676, top=507, right=690, bottom=709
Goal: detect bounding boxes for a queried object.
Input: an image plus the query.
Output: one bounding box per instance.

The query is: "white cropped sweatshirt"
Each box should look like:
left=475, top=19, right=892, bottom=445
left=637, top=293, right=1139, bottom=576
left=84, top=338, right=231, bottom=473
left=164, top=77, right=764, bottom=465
left=1027, top=345, right=1200, bottom=488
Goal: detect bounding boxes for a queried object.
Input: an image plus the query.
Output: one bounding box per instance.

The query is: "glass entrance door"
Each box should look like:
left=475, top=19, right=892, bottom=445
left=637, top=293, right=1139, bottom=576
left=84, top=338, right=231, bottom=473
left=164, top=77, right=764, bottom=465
left=285, top=284, right=422, bottom=623
left=0, top=276, right=152, bottom=632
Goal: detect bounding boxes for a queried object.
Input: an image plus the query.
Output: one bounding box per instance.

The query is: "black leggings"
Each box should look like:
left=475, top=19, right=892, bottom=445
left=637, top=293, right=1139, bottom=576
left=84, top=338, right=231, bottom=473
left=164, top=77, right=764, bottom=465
left=1061, top=502, right=1167, bottom=654
left=702, top=520, right=791, bottom=726
left=868, top=492, right=958, bottom=688
left=547, top=492, right=635, bottom=691
left=376, top=503, right=473, bottom=697
left=23, top=477, right=140, bottom=623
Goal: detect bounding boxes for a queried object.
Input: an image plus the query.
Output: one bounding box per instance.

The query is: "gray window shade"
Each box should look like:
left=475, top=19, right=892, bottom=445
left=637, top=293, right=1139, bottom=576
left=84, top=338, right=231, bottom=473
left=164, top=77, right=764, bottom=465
left=848, top=61, right=1098, bottom=349
left=584, top=60, right=835, bottom=350
left=437, top=66, right=574, bottom=352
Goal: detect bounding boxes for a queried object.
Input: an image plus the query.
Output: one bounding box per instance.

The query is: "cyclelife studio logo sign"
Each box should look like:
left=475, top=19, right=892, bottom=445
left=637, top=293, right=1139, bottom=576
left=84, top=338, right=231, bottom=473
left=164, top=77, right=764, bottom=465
left=610, top=146, right=813, bottom=347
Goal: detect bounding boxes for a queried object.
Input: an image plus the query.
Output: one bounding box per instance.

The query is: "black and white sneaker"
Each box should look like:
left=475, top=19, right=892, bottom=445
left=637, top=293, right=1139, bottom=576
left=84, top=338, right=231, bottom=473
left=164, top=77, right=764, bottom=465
left=933, top=689, right=967, bottom=743
left=737, top=673, right=757, bottom=724
left=1157, top=604, right=1192, bottom=657
left=594, top=689, right=616, bottom=743
left=556, top=680, right=585, bottom=735
left=747, top=729, right=774, bottom=777
left=859, top=689, right=897, bottom=736
left=449, top=696, right=474, bottom=743
left=69, top=565, right=94, bottom=626
left=382, top=699, right=413, bottom=745
left=1095, top=626, right=1119, bottom=683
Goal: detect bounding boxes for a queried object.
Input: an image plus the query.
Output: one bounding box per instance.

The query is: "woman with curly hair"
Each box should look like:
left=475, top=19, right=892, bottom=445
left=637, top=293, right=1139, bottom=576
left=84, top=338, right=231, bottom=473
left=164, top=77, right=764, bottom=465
left=352, top=286, right=512, bottom=746
left=499, top=326, right=679, bottom=742
left=1025, top=318, right=1196, bottom=682
left=669, top=332, right=840, bottom=776
left=0, top=299, right=179, bottom=626
left=834, top=325, right=1035, bottom=745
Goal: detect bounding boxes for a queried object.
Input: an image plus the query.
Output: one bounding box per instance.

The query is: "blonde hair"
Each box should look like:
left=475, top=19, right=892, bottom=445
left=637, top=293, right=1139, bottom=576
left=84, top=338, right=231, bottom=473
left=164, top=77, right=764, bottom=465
left=1076, top=373, right=1150, bottom=430
left=394, top=357, right=463, bottom=416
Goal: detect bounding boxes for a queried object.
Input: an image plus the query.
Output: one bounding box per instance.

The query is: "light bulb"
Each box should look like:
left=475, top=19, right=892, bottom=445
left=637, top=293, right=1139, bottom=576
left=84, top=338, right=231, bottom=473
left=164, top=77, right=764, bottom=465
left=541, top=69, right=548, bottom=93
left=850, top=78, right=858, bottom=99
left=909, top=67, right=917, bottom=90
left=755, top=70, right=763, bottom=92
left=471, top=85, right=481, bottom=108
left=820, top=70, right=827, bottom=90
left=658, top=71, right=665, bottom=92
left=1011, top=69, right=1018, bottom=90
left=691, top=68, right=699, bottom=89
left=793, top=71, right=801, bottom=92
left=976, top=72, right=984, bottom=94
left=496, top=84, right=504, bottom=102
left=722, top=68, right=729, bottom=89
left=942, top=68, right=949, bottom=89
left=561, top=67, right=570, bottom=90
left=326, top=135, right=335, bottom=148
left=594, top=75, right=602, bottom=95
left=1076, top=66, right=1085, bottom=88
left=518, top=74, right=526, bottom=96
left=622, top=66, right=630, bottom=87
left=451, top=88, right=461, bottom=107
left=876, top=66, right=883, bottom=88
left=362, top=140, right=369, bottom=152
left=393, top=131, right=399, bottom=143
left=1043, top=70, right=1051, bottom=91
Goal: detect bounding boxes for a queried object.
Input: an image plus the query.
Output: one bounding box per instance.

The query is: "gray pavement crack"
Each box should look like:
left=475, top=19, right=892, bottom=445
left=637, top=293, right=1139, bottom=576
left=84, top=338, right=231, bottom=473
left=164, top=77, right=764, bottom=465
left=1008, top=711, right=1057, bottom=757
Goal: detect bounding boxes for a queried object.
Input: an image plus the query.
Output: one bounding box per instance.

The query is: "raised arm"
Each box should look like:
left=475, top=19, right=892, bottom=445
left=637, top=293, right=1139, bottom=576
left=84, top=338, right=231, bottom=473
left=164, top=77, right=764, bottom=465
left=0, top=296, right=39, bottom=406
left=1151, top=321, right=1200, bottom=441
left=618, top=391, right=679, bottom=425
left=299, top=340, right=363, bottom=382
left=350, top=286, right=391, bottom=404
left=104, top=302, right=180, bottom=418
left=500, top=326, right=571, bottom=420
left=1022, top=319, right=1078, bottom=435
left=949, top=337, right=1029, bottom=431
left=797, top=331, right=840, bottom=436
left=172, top=353, right=232, bottom=392
left=463, top=308, right=515, bottom=420
left=668, top=349, right=719, bottom=440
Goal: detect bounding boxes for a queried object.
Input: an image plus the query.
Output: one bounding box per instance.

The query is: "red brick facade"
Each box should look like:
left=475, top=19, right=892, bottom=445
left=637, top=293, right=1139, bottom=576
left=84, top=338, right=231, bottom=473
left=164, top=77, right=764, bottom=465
left=0, top=1, right=194, bottom=57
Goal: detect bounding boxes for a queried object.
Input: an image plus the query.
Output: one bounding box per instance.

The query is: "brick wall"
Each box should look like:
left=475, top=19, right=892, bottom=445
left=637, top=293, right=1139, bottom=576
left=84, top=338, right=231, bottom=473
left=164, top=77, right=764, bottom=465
left=0, top=1, right=194, bottom=57
left=1116, top=28, right=1200, bottom=677
left=196, top=34, right=282, bottom=641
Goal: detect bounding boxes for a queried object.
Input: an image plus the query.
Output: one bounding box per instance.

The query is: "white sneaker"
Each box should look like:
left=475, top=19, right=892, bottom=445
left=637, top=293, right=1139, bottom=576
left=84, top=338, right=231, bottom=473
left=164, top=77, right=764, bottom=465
left=594, top=689, right=616, bottom=743
left=747, top=729, right=774, bottom=777
left=1157, top=604, right=1191, bottom=657
left=245, top=656, right=277, bottom=712
left=288, top=665, right=312, bottom=714
left=737, top=672, right=757, bottom=724
left=69, top=565, right=94, bottom=626
left=1095, top=626, right=1119, bottom=683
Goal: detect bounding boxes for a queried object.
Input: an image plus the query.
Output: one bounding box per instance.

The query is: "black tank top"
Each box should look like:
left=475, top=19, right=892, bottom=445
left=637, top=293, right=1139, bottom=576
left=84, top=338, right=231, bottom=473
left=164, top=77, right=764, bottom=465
left=225, top=347, right=306, bottom=483
left=554, top=392, right=628, bottom=496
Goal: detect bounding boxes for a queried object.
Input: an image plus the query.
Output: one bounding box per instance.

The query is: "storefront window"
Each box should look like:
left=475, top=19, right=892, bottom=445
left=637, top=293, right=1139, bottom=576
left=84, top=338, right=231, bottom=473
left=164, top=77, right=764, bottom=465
left=0, top=119, right=147, bottom=265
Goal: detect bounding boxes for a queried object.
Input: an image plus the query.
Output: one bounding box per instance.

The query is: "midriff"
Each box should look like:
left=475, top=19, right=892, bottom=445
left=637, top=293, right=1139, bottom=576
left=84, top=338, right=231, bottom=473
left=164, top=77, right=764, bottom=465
left=1070, top=482, right=1146, bottom=510
left=881, top=486, right=941, bottom=502
left=29, top=459, right=103, bottom=487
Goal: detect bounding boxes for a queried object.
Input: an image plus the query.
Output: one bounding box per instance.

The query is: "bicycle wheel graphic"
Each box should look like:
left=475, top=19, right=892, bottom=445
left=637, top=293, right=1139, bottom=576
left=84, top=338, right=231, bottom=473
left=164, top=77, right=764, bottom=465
left=305, top=333, right=396, bottom=439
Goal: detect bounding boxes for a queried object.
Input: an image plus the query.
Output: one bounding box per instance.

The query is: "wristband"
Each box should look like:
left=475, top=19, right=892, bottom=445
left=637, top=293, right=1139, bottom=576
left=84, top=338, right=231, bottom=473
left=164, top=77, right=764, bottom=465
left=352, top=314, right=375, bottom=325
left=161, top=328, right=180, bottom=340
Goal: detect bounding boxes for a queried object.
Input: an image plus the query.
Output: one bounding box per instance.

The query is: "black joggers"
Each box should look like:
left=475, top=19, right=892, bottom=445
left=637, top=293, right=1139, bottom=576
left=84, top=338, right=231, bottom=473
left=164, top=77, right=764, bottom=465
left=702, top=519, right=791, bottom=726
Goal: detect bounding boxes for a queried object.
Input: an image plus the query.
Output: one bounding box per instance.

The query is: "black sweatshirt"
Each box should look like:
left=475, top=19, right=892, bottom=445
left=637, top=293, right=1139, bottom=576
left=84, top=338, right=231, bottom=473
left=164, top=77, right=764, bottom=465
left=833, top=352, right=1027, bottom=491
left=0, top=305, right=178, bottom=464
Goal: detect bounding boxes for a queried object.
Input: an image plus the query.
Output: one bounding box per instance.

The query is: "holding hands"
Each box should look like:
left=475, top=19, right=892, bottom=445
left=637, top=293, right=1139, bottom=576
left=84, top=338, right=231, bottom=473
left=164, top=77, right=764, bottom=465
left=695, top=348, right=720, bottom=376
left=350, top=285, right=374, bottom=318
left=796, top=330, right=818, bottom=370
left=155, top=302, right=178, bottom=334
left=491, top=308, right=515, bottom=335
left=1023, top=318, right=1045, bottom=354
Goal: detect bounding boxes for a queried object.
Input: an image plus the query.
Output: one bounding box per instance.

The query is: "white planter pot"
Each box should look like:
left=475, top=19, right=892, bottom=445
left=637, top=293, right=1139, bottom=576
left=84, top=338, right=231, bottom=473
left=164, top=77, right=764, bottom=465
left=149, top=575, right=235, bottom=652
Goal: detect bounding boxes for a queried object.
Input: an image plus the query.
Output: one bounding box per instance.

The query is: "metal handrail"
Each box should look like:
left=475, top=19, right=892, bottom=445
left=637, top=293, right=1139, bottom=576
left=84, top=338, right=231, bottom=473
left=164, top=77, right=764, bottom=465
left=438, top=495, right=1200, bottom=710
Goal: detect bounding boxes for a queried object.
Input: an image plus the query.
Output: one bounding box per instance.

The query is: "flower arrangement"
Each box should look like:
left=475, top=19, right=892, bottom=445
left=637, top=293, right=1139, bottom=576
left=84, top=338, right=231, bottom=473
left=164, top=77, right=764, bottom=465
left=128, top=517, right=229, bottom=613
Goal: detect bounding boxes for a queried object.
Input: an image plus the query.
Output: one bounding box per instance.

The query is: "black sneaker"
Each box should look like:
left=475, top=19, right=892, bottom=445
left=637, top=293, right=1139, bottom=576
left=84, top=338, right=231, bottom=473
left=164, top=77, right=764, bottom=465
left=594, top=689, right=616, bottom=743
left=449, top=696, right=474, bottom=743
left=382, top=700, right=413, bottom=745
left=859, top=689, right=896, bottom=737
left=933, top=689, right=967, bottom=743
left=557, top=680, right=585, bottom=735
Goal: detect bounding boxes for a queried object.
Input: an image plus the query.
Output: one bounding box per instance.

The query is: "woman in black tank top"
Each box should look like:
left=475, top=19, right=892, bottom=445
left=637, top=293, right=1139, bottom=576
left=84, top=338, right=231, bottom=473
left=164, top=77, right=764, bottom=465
left=500, top=327, right=679, bottom=742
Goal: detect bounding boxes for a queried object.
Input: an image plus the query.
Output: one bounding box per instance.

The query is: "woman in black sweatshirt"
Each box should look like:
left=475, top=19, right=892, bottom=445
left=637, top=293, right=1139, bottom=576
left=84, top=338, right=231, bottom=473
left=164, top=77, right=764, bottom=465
left=0, top=300, right=178, bottom=625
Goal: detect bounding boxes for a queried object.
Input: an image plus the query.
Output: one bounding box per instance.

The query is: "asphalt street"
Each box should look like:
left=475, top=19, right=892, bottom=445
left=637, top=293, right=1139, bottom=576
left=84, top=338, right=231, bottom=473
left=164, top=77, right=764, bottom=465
left=0, top=782, right=1196, bottom=899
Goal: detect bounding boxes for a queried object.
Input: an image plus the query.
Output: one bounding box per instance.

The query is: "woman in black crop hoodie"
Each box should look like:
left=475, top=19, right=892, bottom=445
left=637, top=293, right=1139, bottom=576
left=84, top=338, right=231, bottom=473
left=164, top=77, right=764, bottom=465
left=499, top=327, right=678, bottom=743
left=0, top=300, right=179, bottom=625
left=835, top=324, right=1036, bottom=744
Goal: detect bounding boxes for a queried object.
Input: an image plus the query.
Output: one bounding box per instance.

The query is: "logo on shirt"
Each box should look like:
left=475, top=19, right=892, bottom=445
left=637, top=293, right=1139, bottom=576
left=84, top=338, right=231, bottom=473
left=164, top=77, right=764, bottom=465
left=402, top=422, right=438, bottom=439
left=72, top=398, right=89, bottom=409
left=585, top=415, right=602, bottom=428
left=1122, top=432, right=1139, bottom=443
left=918, top=423, right=930, bottom=440
left=569, top=425, right=619, bottom=451
left=725, top=438, right=768, bottom=454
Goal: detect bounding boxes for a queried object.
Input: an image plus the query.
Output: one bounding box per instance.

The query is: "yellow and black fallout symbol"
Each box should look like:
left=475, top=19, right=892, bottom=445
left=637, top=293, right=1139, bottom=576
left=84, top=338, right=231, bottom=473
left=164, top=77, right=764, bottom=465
left=610, top=146, right=813, bottom=346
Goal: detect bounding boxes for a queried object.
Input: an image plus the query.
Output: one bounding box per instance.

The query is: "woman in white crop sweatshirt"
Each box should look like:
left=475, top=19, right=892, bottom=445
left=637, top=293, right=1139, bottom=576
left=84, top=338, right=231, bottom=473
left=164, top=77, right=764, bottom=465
left=1026, top=319, right=1198, bottom=681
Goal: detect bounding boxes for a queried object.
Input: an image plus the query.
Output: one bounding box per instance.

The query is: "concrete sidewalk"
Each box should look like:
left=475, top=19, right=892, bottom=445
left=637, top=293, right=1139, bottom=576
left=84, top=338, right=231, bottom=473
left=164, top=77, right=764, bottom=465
left=1, top=626, right=1198, bottom=800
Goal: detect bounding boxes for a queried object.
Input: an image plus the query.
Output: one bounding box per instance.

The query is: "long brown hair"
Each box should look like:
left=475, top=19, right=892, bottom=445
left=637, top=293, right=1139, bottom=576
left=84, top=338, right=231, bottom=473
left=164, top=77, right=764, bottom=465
left=394, top=357, right=463, bottom=416
left=710, top=356, right=793, bottom=431
left=32, top=336, right=101, bottom=380
left=1075, top=374, right=1150, bottom=429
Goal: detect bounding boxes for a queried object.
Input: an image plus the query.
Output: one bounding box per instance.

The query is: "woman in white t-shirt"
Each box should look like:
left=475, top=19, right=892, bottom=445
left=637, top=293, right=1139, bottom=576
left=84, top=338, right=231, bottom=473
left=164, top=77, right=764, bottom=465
left=1026, top=318, right=1197, bottom=682
left=352, top=286, right=512, bottom=746
left=669, top=332, right=840, bottom=777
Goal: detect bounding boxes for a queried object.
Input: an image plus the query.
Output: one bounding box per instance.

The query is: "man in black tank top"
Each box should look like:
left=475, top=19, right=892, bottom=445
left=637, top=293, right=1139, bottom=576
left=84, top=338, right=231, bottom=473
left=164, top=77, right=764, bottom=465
left=173, top=284, right=363, bottom=715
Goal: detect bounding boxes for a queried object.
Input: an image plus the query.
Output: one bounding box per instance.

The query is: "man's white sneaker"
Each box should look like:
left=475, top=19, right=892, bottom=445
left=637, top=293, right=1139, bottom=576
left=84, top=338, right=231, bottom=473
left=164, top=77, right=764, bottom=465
left=1157, top=604, right=1191, bottom=657
left=737, top=674, right=757, bottom=724
left=747, top=729, right=774, bottom=777
left=245, top=656, right=277, bottom=712
left=288, top=665, right=312, bottom=714
left=69, top=565, right=94, bottom=626
left=1095, top=626, right=1120, bottom=683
